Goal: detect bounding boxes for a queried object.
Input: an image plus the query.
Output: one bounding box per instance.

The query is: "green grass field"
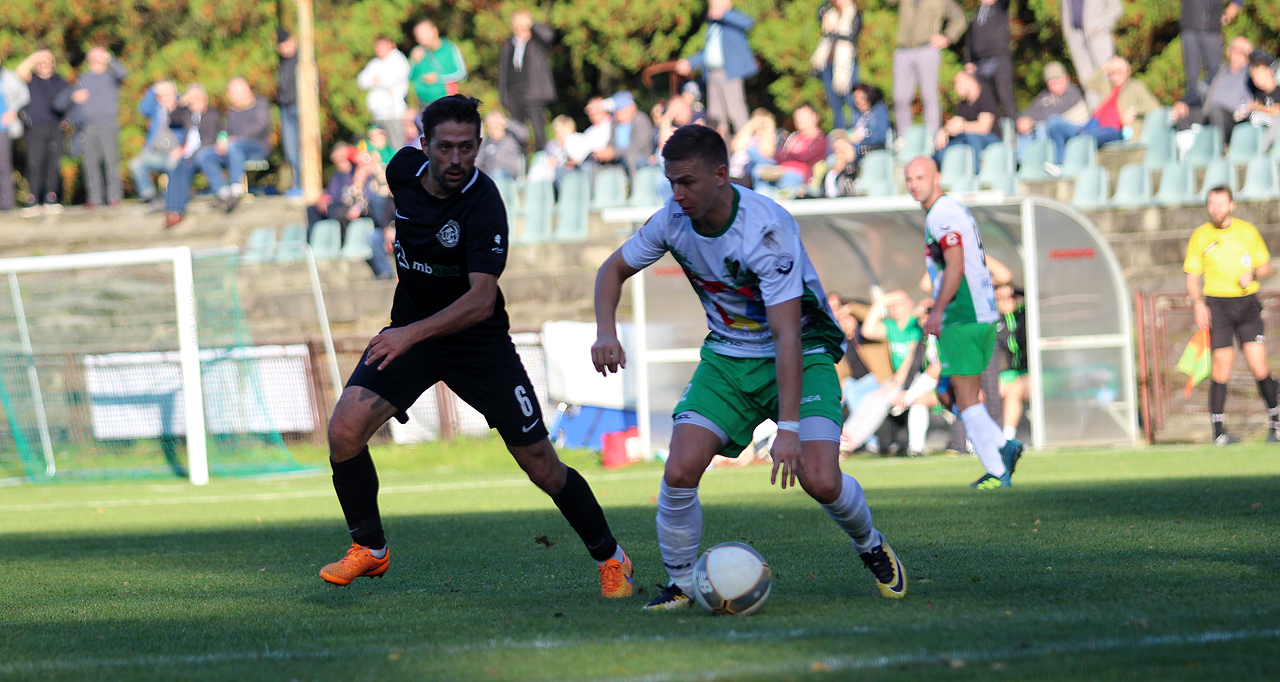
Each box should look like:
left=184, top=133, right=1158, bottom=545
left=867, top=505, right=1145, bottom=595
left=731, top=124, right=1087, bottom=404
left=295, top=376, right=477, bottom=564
left=2, top=440, right=1278, bottom=681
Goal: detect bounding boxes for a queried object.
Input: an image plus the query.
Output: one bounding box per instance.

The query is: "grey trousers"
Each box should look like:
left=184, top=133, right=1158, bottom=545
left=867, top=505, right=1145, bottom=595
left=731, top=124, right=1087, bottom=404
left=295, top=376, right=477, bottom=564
left=1182, top=29, right=1223, bottom=97
left=0, top=133, right=12, bottom=210
left=893, top=45, right=942, bottom=137
left=1064, top=26, right=1115, bottom=108
left=706, top=68, right=749, bottom=134
left=82, top=124, right=122, bottom=204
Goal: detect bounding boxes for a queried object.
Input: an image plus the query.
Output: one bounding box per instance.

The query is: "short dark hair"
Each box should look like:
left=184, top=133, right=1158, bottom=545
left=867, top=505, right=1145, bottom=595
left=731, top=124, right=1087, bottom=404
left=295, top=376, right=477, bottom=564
left=855, top=83, right=883, bottom=106
left=1207, top=185, right=1234, bottom=201
left=420, top=95, right=483, bottom=144
left=661, top=124, right=728, bottom=171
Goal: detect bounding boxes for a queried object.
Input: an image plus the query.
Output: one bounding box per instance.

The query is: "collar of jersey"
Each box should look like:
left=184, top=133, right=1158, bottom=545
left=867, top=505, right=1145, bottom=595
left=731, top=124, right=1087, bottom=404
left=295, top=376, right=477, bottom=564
left=692, top=186, right=739, bottom=238
left=417, top=160, right=480, bottom=194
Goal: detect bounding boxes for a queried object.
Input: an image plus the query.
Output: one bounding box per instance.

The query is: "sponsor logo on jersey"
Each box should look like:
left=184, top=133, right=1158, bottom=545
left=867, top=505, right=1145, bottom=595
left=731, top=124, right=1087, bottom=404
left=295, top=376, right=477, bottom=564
left=774, top=253, right=794, bottom=275
left=438, top=220, right=461, bottom=248
left=394, top=241, right=460, bottom=276
left=800, top=394, right=821, bottom=404
left=1204, top=241, right=1220, bottom=256
left=494, top=234, right=501, bottom=245
left=394, top=241, right=410, bottom=270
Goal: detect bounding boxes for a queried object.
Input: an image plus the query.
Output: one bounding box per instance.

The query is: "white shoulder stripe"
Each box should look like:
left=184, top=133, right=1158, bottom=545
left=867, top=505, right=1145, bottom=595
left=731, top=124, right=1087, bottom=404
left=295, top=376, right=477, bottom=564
left=415, top=161, right=428, bottom=177
left=461, top=169, right=479, bottom=193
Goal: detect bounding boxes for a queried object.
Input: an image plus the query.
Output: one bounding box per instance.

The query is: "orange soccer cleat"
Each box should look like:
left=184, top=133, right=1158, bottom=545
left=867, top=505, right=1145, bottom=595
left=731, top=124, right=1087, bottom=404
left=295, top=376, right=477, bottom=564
left=598, top=552, right=634, bottom=598
left=319, top=543, right=390, bottom=586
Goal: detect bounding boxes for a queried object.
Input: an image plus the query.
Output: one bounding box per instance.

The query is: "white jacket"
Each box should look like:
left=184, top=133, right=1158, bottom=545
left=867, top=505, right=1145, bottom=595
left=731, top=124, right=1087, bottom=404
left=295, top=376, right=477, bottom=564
left=357, top=50, right=411, bottom=121
left=1, top=69, right=30, bottom=139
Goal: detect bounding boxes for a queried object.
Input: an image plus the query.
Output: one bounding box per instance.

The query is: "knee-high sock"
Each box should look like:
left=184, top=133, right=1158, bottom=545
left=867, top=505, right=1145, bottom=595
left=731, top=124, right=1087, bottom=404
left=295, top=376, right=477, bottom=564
left=1210, top=381, right=1227, bottom=437
left=908, top=404, right=930, bottom=453
left=820, top=473, right=879, bottom=553
left=1257, top=375, right=1279, bottom=423
left=656, top=481, right=701, bottom=592
left=960, top=404, right=1007, bottom=477
left=550, top=467, right=619, bottom=562
left=331, top=447, right=384, bottom=549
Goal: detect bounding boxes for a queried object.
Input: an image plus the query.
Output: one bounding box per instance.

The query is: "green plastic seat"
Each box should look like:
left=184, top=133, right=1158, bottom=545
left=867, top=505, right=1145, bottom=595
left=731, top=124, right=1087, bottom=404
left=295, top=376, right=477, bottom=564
left=341, top=217, right=376, bottom=261
left=592, top=167, right=629, bottom=209
left=276, top=223, right=307, bottom=263
left=1060, top=135, right=1097, bottom=179
left=308, top=219, right=342, bottom=260
left=516, top=179, right=554, bottom=244
left=1110, top=163, right=1151, bottom=208
left=242, top=227, right=277, bottom=265
left=555, top=171, right=591, bottom=242
left=1153, top=162, right=1196, bottom=207
left=1070, top=165, right=1109, bottom=210
left=1237, top=157, right=1280, bottom=201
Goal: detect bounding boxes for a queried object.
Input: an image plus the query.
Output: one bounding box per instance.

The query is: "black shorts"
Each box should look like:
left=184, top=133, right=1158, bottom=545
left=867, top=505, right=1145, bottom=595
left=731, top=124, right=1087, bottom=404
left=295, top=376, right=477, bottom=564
left=346, top=332, right=549, bottom=447
left=1206, top=294, right=1266, bottom=350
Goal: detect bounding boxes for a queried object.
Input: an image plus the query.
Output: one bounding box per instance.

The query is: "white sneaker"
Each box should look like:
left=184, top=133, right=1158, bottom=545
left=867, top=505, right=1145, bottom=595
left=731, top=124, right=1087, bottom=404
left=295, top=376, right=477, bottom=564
left=1043, top=162, right=1061, bottom=178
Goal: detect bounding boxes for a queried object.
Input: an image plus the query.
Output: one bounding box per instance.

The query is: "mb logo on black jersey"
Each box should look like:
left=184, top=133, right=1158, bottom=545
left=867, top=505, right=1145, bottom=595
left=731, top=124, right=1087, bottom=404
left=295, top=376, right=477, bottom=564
left=438, top=221, right=461, bottom=248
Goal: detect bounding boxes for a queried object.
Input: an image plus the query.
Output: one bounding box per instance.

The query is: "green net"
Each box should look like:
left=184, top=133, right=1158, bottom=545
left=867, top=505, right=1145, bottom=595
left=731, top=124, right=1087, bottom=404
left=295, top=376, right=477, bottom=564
left=0, top=251, right=312, bottom=483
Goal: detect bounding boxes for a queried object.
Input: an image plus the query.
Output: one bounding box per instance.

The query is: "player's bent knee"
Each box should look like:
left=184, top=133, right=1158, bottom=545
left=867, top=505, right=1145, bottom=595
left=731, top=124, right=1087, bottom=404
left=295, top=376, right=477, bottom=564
left=509, top=439, right=564, bottom=491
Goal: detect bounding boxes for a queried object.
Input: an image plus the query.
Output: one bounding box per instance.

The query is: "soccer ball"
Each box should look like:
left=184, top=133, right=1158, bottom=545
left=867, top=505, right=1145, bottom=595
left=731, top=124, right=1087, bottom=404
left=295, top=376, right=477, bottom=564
left=693, top=542, right=772, bottom=616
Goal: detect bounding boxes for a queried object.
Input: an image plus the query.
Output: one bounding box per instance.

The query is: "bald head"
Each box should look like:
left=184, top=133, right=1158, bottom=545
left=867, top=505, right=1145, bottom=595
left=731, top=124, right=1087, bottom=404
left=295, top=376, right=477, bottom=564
left=904, top=156, right=942, bottom=207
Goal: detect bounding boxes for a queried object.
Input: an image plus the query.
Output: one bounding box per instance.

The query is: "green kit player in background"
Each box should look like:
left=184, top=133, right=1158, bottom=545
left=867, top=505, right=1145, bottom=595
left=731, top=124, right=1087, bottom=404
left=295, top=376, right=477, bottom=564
left=592, top=125, right=907, bottom=610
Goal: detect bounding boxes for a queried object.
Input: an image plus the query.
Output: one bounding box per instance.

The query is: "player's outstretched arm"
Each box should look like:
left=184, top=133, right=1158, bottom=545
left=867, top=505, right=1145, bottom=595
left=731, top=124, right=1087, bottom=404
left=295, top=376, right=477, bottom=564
left=591, top=249, right=641, bottom=376
left=365, top=272, right=499, bottom=370
left=765, top=297, right=804, bottom=490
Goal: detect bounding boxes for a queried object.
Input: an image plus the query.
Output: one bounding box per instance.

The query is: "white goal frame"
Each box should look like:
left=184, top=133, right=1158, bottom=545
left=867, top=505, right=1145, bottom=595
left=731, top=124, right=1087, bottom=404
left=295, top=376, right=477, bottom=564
left=0, top=247, right=209, bottom=484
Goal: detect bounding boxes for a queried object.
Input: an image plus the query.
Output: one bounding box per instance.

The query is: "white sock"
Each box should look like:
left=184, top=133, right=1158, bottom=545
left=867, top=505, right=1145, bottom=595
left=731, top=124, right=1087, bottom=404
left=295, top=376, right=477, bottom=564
left=368, top=546, right=387, bottom=559
left=820, top=473, right=878, bottom=553
left=1003, top=424, right=1018, bottom=441
left=961, top=405, right=1007, bottom=477
left=908, top=404, right=929, bottom=453
left=656, top=480, right=701, bottom=593
left=596, top=545, right=626, bottom=566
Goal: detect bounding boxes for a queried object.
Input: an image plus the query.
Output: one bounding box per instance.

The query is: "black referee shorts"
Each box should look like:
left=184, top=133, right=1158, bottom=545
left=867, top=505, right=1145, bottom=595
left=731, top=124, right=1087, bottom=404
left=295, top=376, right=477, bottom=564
left=346, top=332, right=549, bottom=447
left=1206, top=294, right=1266, bottom=350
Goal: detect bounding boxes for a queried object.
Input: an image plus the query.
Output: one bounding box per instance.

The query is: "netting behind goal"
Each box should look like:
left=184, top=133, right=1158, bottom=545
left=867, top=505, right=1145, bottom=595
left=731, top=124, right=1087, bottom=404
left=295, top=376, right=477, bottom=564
left=0, top=248, right=309, bottom=483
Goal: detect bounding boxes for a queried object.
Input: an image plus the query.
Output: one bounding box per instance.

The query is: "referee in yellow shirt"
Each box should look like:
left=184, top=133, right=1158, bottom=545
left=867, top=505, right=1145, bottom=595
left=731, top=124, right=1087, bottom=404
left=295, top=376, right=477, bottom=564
left=1184, top=186, right=1277, bottom=445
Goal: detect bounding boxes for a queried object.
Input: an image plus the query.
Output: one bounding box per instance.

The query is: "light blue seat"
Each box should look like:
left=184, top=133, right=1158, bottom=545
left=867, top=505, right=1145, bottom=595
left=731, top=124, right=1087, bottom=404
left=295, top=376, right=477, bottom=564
left=1000, top=117, right=1015, bottom=148
left=629, top=165, right=664, bottom=207
left=1018, top=139, right=1053, bottom=182
left=1197, top=157, right=1239, bottom=203
left=1110, top=163, right=1151, bottom=208
left=978, top=142, right=1015, bottom=193
left=897, top=124, right=931, bottom=164
left=341, top=217, right=376, bottom=261
left=555, top=171, right=591, bottom=242
left=857, top=150, right=896, bottom=196
left=1070, top=165, right=1109, bottom=210
left=276, top=223, right=307, bottom=263
left=494, top=175, right=520, bottom=216
left=592, top=167, right=630, bottom=209
left=1142, top=133, right=1177, bottom=171
left=939, top=145, right=976, bottom=191
left=1139, top=107, right=1172, bottom=147
left=242, top=227, right=276, bottom=265
left=1237, top=157, right=1280, bottom=201
left=1229, top=122, right=1262, bottom=164
left=308, top=219, right=342, bottom=260
left=1153, top=162, right=1196, bottom=207
left=1060, top=135, right=1097, bottom=179
left=516, top=179, right=554, bottom=244
left=1185, top=126, right=1221, bottom=168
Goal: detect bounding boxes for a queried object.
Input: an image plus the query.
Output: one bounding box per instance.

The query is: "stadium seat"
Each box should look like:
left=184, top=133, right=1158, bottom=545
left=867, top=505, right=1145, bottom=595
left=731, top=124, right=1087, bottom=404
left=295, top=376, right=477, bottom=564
left=1237, top=156, right=1280, bottom=201
left=592, top=167, right=630, bottom=209
left=1018, top=139, right=1053, bottom=182
left=516, top=179, right=554, bottom=244
left=1110, top=163, right=1151, bottom=208
left=1060, top=135, right=1097, bottom=179
left=1184, top=126, right=1221, bottom=168
left=857, top=150, right=897, bottom=196
left=978, top=142, right=1015, bottom=193
left=939, top=145, right=976, bottom=191
left=242, top=227, right=276, bottom=264
left=897, top=124, right=931, bottom=164
left=1228, top=122, right=1262, bottom=164
left=527, top=151, right=548, bottom=176
left=1153, top=161, right=1196, bottom=207
left=1070, top=165, right=1109, bottom=210
left=1000, top=117, right=1015, bottom=148
left=276, top=223, right=308, bottom=263
left=342, top=218, right=376, bottom=261
left=1197, top=157, right=1239, bottom=203
left=555, top=171, right=591, bottom=242
left=494, top=175, right=520, bottom=216
left=1139, top=107, right=1172, bottom=146
left=308, top=219, right=343, bottom=260
left=1142, top=132, right=1177, bottom=170
left=630, top=165, right=665, bottom=207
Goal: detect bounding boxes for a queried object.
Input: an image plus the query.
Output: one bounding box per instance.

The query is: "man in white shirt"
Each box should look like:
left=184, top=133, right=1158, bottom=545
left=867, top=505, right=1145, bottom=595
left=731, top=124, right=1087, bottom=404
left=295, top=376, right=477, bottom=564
left=357, top=36, right=411, bottom=146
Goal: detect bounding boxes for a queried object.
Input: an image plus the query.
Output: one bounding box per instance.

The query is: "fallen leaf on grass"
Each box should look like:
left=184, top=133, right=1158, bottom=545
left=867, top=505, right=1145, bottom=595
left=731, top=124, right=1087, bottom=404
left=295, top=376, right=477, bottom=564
left=811, top=662, right=830, bottom=672
left=534, top=535, right=555, bottom=548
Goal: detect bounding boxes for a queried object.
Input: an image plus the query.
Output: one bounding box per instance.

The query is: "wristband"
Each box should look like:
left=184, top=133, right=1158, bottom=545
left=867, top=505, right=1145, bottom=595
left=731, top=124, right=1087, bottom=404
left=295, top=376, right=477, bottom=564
left=776, top=420, right=800, bottom=433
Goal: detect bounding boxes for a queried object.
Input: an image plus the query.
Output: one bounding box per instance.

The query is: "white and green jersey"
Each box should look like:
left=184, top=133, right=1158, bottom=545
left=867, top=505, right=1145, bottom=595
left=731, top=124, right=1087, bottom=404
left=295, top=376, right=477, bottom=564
left=924, top=194, right=998, bottom=328
left=621, top=186, right=846, bottom=360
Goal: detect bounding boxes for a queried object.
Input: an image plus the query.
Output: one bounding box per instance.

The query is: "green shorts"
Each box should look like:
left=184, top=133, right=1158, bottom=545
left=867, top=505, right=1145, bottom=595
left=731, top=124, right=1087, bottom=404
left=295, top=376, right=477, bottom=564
left=999, top=369, right=1029, bottom=386
left=674, top=347, right=843, bottom=457
left=938, top=322, right=997, bottom=377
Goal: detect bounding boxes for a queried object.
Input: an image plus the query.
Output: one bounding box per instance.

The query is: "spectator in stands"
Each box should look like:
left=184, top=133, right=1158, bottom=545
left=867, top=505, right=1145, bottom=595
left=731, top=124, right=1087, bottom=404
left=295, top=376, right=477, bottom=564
left=1182, top=0, right=1243, bottom=100
left=306, top=142, right=355, bottom=238
left=366, top=126, right=396, bottom=165
left=729, top=108, right=778, bottom=181
left=196, top=78, right=272, bottom=213
left=15, top=49, right=69, bottom=211
left=964, top=0, right=1015, bottom=120
left=655, top=96, right=695, bottom=154
left=0, top=62, right=31, bottom=212
left=861, top=291, right=934, bottom=457
left=849, top=83, right=889, bottom=161
left=537, top=114, right=579, bottom=184
left=164, top=84, right=219, bottom=229
left=578, top=96, right=613, bottom=163
left=409, top=20, right=468, bottom=108
left=277, top=30, right=302, bottom=198
left=63, top=47, right=126, bottom=208
left=752, top=104, right=827, bottom=192
left=477, top=110, right=528, bottom=180
left=129, top=80, right=183, bottom=210
left=675, top=0, right=757, bottom=134
left=593, top=91, right=653, bottom=178
left=1014, top=61, right=1089, bottom=160
left=886, top=0, right=967, bottom=138
left=345, top=147, right=393, bottom=230
left=811, top=0, right=861, bottom=130
left=1246, top=50, right=1279, bottom=152
left=933, top=71, right=1000, bottom=167
left=1173, top=36, right=1254, bottom=148
left=357, top=36, right=411, bottom=147
left=1045, top=57, right=1159, bottom=167
left=823, top=129, right=859, bottom=197
left=680, top=81, right=708, bottom=123
left=402, top=110, right=424, bottom=150
left=1061, top=0, right=1121, bottom=108
left=499, top=10, right=556, bottom=150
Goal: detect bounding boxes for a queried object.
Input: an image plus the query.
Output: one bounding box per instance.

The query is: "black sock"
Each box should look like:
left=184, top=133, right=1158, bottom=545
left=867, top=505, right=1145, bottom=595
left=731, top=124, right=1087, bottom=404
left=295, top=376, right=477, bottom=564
left=551, top=467, right=618, bottom=562
left=1257, top=376, right=1279, bottom=421
left=1210, top=381, right=1228, bottom=438
left=331, top=447, right=385, bottom=550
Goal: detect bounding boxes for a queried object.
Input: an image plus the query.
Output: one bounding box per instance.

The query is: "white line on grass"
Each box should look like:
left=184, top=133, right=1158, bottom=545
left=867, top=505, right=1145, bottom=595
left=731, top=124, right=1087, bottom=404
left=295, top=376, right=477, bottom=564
left=0, top=470, right=663, bottom=513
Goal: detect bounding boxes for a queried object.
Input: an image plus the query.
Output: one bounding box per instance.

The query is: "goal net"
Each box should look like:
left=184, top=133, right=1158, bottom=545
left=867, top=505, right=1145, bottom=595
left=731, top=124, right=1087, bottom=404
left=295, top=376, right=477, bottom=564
left=0, top=247, right=311, bottom=484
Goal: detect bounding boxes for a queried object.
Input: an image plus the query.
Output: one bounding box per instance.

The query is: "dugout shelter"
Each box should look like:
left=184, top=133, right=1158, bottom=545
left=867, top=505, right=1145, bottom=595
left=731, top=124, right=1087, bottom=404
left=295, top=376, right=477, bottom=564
left=603, top=194, right=1138, bottom=455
